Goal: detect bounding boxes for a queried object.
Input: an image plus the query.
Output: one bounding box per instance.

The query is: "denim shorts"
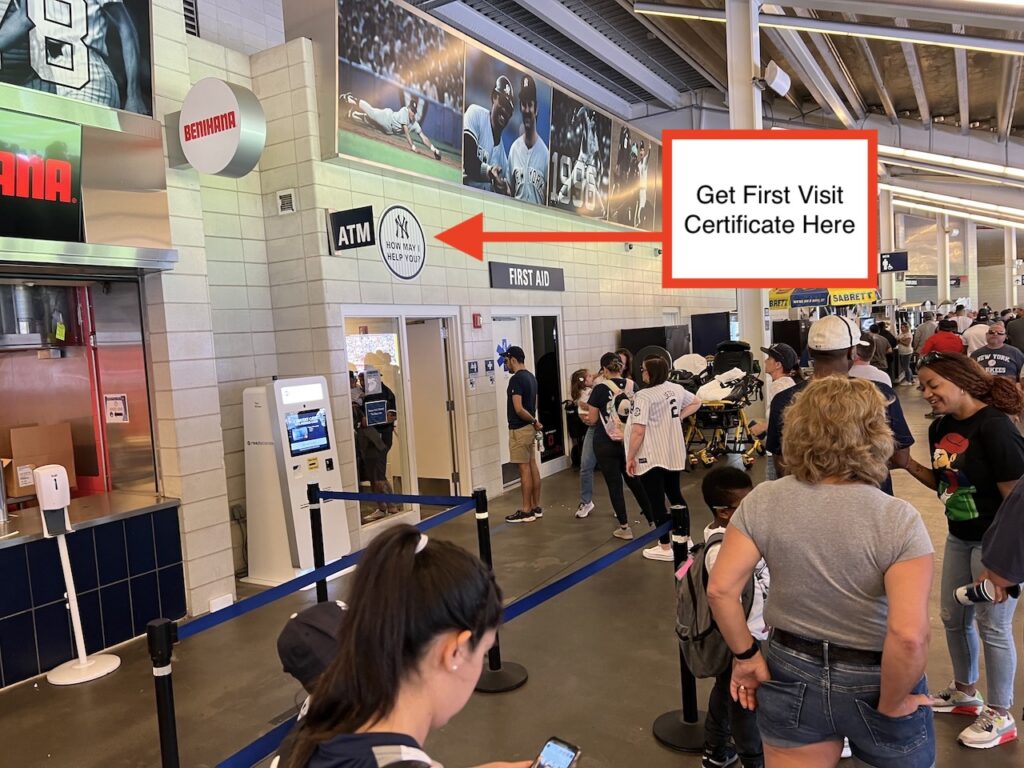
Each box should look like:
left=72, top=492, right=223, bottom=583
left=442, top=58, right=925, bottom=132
left=757, top=636, right=935, bottom=768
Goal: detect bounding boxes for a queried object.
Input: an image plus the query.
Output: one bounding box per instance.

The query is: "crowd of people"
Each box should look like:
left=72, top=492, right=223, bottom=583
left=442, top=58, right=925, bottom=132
left=339, top=0, right=464, bottom=109
left=282, top=304, right=1024, bottom=768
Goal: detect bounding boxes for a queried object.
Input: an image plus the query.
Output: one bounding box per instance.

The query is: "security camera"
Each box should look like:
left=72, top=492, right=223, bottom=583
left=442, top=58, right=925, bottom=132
left=655, top=247, right=663, bottom=257
left=756, top=61, right=791, bottom=98
left=624, top=243, right=634, bottom=252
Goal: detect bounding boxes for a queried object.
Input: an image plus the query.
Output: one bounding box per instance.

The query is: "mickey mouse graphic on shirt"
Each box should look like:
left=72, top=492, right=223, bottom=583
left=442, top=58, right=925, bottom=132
left=931, top=432, right=979, bottom=521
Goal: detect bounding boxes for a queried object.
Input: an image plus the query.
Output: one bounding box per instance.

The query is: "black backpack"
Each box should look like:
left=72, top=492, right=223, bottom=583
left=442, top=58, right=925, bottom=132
left=676, top=531, right=754, bottom=678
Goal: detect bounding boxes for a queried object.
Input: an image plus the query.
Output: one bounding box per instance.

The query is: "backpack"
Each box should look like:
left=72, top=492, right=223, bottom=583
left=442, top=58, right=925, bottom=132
left=599, top=379, right=633, bottom=441
left=676, top=531, right=755, bottom=678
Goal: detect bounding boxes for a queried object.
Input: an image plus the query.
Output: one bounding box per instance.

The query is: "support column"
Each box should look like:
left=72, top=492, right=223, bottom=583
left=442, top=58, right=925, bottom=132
left=965, top=221, right=978, bottom=308
left=1006, top=228, right=1019, bottom=309
left=726, top=0, right=769, bottom=420
left=878, top=190, right=902, bottom=303
left=936, top=214, right=951, bottom=311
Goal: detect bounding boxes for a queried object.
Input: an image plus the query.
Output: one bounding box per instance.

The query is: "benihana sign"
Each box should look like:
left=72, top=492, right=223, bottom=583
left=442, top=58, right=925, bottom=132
left=0, top=153, right=74, bottom=203
left=178, top=79, right=266, bottom=178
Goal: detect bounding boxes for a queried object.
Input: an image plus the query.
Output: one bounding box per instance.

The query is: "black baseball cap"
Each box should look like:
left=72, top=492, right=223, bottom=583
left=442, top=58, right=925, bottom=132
left=759, top=343, right=798, bottom=371
left=277, top=600, right=347, bottom=689
left=505, top=345, right=526, bottom=363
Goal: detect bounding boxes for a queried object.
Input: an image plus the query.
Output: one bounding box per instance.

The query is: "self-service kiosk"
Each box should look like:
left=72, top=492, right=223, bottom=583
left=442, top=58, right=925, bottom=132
left=243, top=376, right=351, bottom=585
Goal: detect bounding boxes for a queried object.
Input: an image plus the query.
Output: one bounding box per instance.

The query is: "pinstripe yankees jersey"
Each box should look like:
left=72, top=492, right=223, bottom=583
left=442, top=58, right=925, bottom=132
left=627, top=382, right=693, bottom=474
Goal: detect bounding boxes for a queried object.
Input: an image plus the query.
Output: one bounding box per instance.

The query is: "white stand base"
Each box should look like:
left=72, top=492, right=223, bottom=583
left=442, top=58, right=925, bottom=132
left=46, top=653, right=120, bottom=686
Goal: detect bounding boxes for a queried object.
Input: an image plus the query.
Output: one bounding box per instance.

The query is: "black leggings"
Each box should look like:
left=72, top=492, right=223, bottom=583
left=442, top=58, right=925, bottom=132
left=638, top=467, right=688, bottom=545
left=593, top=438, right=651, bottom=526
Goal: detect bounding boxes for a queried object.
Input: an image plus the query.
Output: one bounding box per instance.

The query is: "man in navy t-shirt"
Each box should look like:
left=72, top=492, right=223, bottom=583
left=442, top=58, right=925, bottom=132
left=503, top=346, right=543, bottom=523
left=766, top=315, right=914, bottom=495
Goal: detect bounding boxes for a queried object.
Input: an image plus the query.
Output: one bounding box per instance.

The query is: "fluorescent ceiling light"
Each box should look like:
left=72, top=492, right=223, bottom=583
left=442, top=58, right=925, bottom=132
left=893, top=199, right=1024, bottom=230
left=881, top=183, right=1024, bottom=223
left=633, top=3, right=1024, bottom=56
left=880, top=145, right=1024, bottom=180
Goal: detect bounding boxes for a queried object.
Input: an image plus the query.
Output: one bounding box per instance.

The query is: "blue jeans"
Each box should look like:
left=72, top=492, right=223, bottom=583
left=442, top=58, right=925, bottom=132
left=940, top=534, right=1019, bottom=709
left=579, top=426, right=596, bottom=504
left=758, top=637, right=934, bottom=768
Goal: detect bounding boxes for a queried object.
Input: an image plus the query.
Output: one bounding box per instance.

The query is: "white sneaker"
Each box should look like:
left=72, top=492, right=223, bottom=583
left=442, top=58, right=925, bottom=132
left=957, top=707, right=1018, bottom=749
left=642, top=544, right=673, bottom=561
left=840, top=737, right=851, bottom=759
left=575, top=501, right=594, bottom=519
left=928, top=682, right=984, bottom=715
left=613, top=526, right=633, bottom=540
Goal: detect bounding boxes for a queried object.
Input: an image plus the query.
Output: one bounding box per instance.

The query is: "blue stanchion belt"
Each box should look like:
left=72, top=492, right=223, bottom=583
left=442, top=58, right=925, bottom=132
left=317, top=491, right=468, bottom=507
left=217, top=716, right=296, bottom=768
left=178, top=498, right=476, bottom=642
left=212, top=519, right=675, bottom=767
left=502, top=522, right=672, bottom=623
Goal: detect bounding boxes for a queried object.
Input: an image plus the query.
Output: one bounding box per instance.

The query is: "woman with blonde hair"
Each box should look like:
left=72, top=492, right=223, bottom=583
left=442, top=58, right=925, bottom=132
left=708, top=377, right=935, bottom=768
left=899, top=352, right=1024, bottom=749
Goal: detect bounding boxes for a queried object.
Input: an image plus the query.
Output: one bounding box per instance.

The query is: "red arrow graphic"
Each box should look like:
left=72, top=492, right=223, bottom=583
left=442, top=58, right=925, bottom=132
left=436, top=213, right=664, bottom=261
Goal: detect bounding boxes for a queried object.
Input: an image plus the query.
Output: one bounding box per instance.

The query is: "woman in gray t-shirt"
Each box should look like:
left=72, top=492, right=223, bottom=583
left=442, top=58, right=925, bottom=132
left=707, top=377, right=935, bottom=768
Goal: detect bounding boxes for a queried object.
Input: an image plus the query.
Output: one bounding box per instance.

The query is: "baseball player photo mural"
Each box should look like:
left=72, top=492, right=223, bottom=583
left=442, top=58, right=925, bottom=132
left=548, top=90, right=612, bottom=219
left=0, top=0, right=152, bottom=115
left=337, top=0, right=464, bottom=183
left=608, top=120, right=660, bottom=231
left=463, top=47, right=551, bottom=205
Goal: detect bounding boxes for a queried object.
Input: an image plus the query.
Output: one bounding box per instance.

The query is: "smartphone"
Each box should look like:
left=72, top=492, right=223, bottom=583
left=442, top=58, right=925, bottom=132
left=531, top=737, right=581, bottom=768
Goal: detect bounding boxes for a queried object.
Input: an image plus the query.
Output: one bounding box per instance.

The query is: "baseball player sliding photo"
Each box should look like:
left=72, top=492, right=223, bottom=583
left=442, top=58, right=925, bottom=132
left=341, top=92, right=443, bottom=160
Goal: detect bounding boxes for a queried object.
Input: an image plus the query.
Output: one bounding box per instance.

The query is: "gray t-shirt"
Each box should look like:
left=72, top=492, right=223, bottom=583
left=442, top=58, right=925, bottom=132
left=731, top=476, right=933, bottom=651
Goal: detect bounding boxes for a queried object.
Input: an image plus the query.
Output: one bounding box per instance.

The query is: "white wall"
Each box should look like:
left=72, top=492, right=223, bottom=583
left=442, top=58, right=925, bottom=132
left=196, top=0, right=285, bottom=55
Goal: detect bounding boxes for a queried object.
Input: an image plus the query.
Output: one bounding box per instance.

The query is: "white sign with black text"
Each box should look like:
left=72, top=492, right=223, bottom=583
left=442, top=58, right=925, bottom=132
left=378, top=205, right=426, bottom=280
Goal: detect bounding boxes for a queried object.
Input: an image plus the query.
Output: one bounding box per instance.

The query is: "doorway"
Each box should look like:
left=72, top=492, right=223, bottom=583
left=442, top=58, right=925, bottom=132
left=492, top=312, right=566, bottom=486
left=344, top=309, right=463, bottom=525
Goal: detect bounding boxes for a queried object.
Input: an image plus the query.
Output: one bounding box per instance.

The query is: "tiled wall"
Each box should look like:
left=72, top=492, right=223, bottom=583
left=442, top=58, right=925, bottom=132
left=195, top=0, right=285, bottom=56
left=247, top=39, right=736, bottom=546
left=0, top=508, right=186, bottom=688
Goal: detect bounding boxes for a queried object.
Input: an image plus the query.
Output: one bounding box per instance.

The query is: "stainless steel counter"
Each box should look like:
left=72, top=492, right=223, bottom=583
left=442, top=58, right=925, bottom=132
left=0, top=490, right=179, bottom=549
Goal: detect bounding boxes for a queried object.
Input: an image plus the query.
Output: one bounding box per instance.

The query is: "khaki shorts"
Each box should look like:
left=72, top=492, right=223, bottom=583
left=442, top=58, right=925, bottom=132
left=508, top=425, right=536, bottom=464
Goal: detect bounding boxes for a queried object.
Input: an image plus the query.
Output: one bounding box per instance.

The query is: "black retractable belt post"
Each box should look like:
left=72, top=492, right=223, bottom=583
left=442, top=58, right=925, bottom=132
left=471, top=487, right=528, bottom=693
left=308, top=483, right=328, bottom=603
left=147, top=618, right=180, bottom=768
left=652, top=502, right=705, bottom=752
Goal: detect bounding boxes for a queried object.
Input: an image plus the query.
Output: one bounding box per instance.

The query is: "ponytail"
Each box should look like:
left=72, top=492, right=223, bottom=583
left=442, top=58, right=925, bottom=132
left=569, top=368, right=589, bottom=403
left=287, top=526, right=501, bottom=767
left=986, top=376, right=1024, bottom=415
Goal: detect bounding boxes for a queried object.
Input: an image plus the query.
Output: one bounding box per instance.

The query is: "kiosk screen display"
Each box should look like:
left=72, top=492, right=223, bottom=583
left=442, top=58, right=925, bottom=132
left=285, top=408, right=331, bottom=457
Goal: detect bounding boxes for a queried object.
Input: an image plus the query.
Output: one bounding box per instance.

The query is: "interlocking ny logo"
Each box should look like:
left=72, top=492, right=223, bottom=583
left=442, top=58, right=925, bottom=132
left=396, top=214, right=409, bottom=239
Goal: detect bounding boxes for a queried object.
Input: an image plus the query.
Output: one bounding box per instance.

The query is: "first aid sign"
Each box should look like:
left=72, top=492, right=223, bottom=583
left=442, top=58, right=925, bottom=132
left=662, top=130, right=877, bottom=289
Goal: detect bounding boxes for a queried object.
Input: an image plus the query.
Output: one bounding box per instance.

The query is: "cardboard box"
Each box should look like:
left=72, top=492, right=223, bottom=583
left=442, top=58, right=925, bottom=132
left=3, top=423, right=77, bottom=499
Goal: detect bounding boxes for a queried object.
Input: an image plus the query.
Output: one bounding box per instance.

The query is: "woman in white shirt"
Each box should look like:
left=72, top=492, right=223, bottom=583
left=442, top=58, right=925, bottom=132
left=626, top=356, right=702, bottom=561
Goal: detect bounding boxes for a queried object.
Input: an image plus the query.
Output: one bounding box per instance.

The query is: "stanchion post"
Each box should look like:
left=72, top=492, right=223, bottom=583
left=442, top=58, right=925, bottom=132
left=147, top=618, right=180, bottom=768
left=307, top=483, right=328, bottom=603
left=652, top=502, right=705, bottom=753
left=471, top=487, right=528, bottom=694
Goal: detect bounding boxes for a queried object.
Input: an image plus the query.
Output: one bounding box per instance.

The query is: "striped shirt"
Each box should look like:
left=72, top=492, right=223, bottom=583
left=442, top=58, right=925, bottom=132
left=627, top=382, right=694, bottom=474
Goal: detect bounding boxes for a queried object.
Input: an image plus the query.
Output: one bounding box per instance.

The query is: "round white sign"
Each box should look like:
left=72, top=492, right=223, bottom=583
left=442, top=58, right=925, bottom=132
left=179, top=78, right=266, bottom=178
left=377, top=205, right=426, bottom=280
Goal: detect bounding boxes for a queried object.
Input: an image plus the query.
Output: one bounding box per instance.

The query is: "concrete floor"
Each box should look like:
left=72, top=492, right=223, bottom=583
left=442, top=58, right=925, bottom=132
left=1, top=388, right=1023, bottom=767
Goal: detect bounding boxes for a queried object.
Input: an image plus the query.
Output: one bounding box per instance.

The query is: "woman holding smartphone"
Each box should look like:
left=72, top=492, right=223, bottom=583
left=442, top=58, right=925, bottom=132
left=282, top=525, right=529, bottom=768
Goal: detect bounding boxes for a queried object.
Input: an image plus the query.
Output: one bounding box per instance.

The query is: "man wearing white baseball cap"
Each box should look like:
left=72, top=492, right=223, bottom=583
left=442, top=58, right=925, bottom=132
left=765, top=315, right=914, bottom=494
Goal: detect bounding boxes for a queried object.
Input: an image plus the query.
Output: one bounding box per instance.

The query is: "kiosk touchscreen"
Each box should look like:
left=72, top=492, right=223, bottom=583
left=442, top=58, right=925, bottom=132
left=243, top=376, right=351, bottom=586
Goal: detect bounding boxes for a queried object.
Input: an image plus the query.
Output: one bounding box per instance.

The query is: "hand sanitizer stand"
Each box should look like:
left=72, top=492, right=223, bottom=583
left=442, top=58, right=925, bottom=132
left=33, top=465, right=121, bottom=686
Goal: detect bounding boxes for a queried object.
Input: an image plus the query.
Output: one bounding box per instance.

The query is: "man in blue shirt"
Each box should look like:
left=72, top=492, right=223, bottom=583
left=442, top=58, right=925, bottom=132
left=766, top=315, right=914, bottom=494
left=503, top=346, right=543, bottom=523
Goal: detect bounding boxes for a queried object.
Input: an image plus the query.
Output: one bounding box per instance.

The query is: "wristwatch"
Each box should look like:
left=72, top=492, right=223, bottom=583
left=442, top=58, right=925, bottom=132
left=734, top=640, right=760, bottom=660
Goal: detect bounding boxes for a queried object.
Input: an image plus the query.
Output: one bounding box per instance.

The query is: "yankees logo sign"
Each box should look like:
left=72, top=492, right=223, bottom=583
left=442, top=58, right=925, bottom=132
left=377, top=205, right=426, bottom=280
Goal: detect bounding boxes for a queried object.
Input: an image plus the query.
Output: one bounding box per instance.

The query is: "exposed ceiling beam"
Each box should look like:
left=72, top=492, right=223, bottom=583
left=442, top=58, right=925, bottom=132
left=894, top=19, right=931, bottom=126
left=611, top=0, right=726, bottom=92
left=431, top=2, right=635, bottom=118
left=952, top=24, right=970, bottom=135
left=633, top=4, right=1024, bottom=56
left=792, top=7, right=866, bottom=120
left=761, top=4, right=856, bottom=127
left=648, top=15, right=731, bottom=94
left=509, top=0, right=684, bottom=107
left=997, top=51, right=1023, bottom=143
left=737, top=0, right=1024, bottom=34
left=844, top=13, right=898, bottom=124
